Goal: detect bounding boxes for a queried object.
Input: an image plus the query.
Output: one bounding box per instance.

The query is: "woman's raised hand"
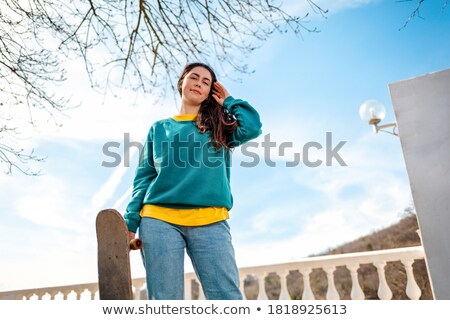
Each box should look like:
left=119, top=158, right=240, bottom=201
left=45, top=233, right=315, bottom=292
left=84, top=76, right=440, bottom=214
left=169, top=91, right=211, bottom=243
left=212, top=82, right=230, bottom=106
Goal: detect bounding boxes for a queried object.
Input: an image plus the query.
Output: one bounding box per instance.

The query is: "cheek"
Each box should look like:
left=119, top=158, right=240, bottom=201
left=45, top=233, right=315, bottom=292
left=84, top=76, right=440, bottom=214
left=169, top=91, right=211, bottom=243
left=180, top=79, right=189, bottom=94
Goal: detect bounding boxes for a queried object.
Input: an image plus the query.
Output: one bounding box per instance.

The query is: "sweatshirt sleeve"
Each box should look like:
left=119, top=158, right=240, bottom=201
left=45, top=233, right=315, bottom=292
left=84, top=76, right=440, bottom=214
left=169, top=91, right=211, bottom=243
left=223, top=96, right=263, bottom=147
left=124, top=126, right=158, bottom=232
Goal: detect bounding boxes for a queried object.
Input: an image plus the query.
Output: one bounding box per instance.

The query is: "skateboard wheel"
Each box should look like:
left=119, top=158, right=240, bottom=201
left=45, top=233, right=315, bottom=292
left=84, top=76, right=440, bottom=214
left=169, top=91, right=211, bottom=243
left=130, top=238, right=143, bottom=250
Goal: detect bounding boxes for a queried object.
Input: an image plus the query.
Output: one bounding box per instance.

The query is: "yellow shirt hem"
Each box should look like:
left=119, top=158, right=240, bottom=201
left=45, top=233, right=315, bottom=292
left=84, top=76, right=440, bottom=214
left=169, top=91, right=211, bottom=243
left=140, top=204, right=229, bottom=226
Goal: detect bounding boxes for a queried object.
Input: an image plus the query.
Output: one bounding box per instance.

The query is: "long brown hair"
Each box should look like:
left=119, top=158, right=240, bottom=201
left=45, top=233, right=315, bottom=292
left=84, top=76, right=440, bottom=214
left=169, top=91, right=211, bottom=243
left=177, top=62, right=238, bottom=151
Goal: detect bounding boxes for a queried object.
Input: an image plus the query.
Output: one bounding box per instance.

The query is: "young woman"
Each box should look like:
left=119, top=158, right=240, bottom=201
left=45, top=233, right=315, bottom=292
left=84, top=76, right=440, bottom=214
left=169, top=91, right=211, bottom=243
left=124, top=62, right=262, bottom=300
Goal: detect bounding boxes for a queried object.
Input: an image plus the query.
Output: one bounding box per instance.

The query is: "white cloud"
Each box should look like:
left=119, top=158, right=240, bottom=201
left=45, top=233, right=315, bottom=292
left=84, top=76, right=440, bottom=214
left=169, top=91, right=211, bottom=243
left=91, top=158, right=136, bottom=212
left=233, top=130, right=412, bottom=267
left=13, top=175, right=88, bottom=233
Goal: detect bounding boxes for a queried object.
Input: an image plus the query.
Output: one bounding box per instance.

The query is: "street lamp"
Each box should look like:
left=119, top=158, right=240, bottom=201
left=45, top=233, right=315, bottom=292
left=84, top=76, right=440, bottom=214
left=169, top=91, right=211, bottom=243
left=359, top=99, right=398, bottom=136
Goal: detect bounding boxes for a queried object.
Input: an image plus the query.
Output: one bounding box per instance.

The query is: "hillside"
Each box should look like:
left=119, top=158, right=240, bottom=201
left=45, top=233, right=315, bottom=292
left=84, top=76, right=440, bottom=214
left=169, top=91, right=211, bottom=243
left=244, top=213, right=433, bottom=300
left=320, top=212, right=423, bottom=255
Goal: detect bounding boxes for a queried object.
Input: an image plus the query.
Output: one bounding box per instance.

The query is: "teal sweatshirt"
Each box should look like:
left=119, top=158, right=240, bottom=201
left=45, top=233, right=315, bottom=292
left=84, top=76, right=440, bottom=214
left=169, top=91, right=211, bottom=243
left=124, top=96, right=262, bottom=232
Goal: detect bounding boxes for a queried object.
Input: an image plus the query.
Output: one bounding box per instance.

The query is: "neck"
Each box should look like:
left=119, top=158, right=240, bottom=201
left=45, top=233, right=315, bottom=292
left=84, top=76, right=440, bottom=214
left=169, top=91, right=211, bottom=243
left=179, top=98, right=201, bottom=115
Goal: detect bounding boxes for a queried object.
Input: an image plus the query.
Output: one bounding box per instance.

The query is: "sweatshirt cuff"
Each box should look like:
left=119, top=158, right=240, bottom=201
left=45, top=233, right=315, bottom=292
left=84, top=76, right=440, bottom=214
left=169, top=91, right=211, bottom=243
left=125, top=215, right=140, bottom=233
left=223, top=96, right=235, bottom=110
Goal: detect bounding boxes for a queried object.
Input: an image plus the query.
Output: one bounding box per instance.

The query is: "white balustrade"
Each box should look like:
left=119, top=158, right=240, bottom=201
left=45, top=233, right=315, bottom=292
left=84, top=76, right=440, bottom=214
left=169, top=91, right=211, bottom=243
left=184, top=275, right=194, bottom=300
left=278, top=271, right=291, bottom=300
left=197, top=283, right=205, bottom=300
left=0, top=246, right=427, bottom=300
left=402, top=258, right=421, bottom=300
left=300, top=267, right=315, bottom=300
left=324, top=266, right=340, bottom=300
left=256, top=272, right=268, bottom=300
left=239, top=275, right=248, bottom=300
left=347, top=263, right=364, bottom=300
left=374, top=261, right=392, bottom=300
left=132, top=279, right=146, bottom=300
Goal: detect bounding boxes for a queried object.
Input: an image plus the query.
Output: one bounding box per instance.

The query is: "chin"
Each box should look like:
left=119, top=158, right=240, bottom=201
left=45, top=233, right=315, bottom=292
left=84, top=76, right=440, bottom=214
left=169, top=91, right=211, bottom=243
left=184, top=97, right=206, bottom=106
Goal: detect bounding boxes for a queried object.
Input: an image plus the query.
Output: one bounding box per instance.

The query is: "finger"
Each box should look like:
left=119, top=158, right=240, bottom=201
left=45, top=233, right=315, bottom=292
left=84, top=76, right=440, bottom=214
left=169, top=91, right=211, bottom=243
left=212, top=90, right=222, bottom=98
left=212, top=94, right=222, bottom=105
left=212, top=86, right=220, bottom=95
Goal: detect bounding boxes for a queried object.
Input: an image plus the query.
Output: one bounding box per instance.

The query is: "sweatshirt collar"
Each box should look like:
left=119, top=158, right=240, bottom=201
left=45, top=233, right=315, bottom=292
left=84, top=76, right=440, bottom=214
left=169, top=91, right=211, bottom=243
left=172, top=114, right=197, bottom=121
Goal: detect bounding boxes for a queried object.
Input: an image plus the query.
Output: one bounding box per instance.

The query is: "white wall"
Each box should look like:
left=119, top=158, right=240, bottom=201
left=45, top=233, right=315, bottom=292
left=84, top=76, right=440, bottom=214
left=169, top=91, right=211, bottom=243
left=389, top=68, right=450, bottom=299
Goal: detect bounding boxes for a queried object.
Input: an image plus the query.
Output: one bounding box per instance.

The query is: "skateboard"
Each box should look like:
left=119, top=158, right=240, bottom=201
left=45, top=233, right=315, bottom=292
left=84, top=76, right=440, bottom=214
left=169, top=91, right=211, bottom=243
left=96, top=209, right=142, bottom=300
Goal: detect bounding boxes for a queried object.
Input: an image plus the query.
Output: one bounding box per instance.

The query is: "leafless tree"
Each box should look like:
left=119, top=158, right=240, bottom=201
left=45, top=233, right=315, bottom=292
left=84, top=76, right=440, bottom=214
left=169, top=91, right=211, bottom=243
left=1, top=0, right=69, bottom=175
left=1, top=0, right=326, bottom=175
left=56, top=0, right=328, bottom=93
left=4, top=0, right=445, bottom=175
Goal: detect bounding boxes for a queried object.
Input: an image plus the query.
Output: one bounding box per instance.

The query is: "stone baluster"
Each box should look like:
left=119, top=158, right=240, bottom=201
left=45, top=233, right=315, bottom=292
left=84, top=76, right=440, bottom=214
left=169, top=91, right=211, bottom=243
left=198, top=282, right=205, bottom=300
left=278, top=271, right=291, bottom=300
left=239, top=275, right=247, bottom=300
left=28, top=293, right=37, bottom=300
left=374, top=261, right=392, bottom=300
left=184, top=278, right=193, bottom=300
left=83, top=289, right=92, bottom=300
left=42, top=292, right=52, bottom=300
left=402, top=258, right=421, bottom=300
left=348, top=264, right=364, bottom=300
left=416, top=229, right=423, bottom=243
left=256, top=273, right=268, bottom=300
left=323, top=266, right=340, bottom=300
left=51, top=291, right=60, bottom=300
left=86, top=285, right=99, bottom=300
left=300, top=268, right=315, bottom=300
left=133, top=280, right=145, bottom=300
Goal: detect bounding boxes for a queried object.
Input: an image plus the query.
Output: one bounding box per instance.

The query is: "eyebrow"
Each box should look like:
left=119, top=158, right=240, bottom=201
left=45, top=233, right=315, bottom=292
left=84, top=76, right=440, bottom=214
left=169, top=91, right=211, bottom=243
left=191, top=72, right=211, bottom=82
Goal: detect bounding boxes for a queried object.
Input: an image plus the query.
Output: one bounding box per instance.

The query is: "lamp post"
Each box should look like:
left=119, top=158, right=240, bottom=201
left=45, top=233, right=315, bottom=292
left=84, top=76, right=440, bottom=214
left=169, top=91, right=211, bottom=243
left=359, top=99, right=398, bottom=136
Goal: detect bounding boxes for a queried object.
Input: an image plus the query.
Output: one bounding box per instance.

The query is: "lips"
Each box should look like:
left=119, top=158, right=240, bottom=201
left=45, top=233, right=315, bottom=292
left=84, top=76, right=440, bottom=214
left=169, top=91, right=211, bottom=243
left=190, top=89, right=201, bottom=95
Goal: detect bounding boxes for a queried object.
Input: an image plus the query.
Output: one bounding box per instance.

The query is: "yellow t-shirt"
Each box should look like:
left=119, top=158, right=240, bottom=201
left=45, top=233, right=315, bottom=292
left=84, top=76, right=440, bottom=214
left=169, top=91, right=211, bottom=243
left=140, top=204, right=229, bottom=226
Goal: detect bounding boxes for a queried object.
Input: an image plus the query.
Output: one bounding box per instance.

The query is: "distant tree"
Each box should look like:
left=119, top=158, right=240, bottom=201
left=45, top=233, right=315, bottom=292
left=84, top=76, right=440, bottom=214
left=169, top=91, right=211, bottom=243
left=0, top=0, right=326, bottom=175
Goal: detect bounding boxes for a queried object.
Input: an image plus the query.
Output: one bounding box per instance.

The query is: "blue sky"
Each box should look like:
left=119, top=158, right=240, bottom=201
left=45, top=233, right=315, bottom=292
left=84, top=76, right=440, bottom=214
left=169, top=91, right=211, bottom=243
left=1, top=0, right=450, bottom=292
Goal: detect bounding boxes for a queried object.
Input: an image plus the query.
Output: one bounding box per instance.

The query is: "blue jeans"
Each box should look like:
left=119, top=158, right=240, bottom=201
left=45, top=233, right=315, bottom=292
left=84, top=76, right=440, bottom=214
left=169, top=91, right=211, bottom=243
left=139, top=217, right=243, bottom=300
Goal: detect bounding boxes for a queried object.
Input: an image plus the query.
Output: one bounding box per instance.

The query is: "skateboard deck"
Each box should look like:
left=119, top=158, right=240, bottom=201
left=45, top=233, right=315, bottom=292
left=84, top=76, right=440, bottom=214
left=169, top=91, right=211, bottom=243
left=96, top=209, right=142, bottom=300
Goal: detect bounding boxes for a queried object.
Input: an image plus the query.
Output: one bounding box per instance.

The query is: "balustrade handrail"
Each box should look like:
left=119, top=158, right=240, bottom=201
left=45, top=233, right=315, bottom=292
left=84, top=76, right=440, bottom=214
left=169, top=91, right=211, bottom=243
left=238, top=245, right=425, bottom=274
left=0, top=246, right=427, bottom=300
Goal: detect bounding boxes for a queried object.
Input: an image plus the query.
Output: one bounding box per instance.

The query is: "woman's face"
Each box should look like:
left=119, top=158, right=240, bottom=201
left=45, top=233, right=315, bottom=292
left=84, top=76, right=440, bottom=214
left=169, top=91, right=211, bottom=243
left=180, top=66, right=213, bottom=106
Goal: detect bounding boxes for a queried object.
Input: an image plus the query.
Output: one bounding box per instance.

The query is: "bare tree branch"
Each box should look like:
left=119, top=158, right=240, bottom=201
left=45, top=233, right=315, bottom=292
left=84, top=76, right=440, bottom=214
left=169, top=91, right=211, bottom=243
left=1, top=0, right=328, bottom=175
left=53, top=0, right=327, bottom=94
left=398, top=0, right=448, bottom=30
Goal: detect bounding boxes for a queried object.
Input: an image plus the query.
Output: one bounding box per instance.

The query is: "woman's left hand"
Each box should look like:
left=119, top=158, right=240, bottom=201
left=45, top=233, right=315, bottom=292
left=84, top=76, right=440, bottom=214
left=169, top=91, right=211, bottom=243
left=212, top=82, right=230, bottom=106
